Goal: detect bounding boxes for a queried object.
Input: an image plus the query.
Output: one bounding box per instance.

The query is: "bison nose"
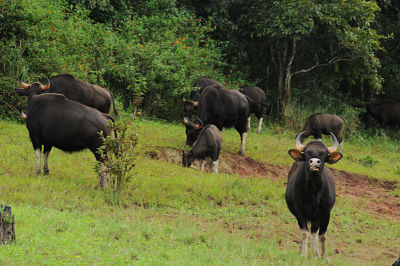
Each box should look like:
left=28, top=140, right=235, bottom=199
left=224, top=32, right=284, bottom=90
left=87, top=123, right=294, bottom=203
left=309, top=158, right=321, bottom=165
left=309, top=158, right=321, bottom=171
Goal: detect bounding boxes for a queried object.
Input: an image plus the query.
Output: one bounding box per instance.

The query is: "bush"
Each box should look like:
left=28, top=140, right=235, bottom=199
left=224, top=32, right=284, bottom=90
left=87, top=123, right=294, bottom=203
left=95, top=119, right=138, bottom=205
left=0, top=0, right=226, bottom=121
left=102, top=8, right=225, bottom=119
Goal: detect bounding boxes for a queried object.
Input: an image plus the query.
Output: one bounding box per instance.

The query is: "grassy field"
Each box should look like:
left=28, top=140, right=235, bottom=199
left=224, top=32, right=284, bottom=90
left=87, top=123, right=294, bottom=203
left=0, top=118, right=399, bottom=265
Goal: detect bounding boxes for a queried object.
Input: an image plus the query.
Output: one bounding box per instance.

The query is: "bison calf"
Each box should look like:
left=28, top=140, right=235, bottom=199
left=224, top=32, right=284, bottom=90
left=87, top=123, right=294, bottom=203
left=286, top=132, right=342, bottom=258
left=182, top=122, right=222, bottom=173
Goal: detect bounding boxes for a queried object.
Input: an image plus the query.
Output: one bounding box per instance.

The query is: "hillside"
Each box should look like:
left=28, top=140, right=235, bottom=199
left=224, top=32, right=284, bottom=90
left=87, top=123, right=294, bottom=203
left=0, top=119, right=399, bottom=265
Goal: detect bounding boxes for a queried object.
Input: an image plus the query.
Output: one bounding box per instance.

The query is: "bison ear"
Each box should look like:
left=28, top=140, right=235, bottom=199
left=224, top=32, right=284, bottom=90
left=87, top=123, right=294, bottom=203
left=326, top=152, right=342, bottom=164
left=288, top=149, right=304, bottom=162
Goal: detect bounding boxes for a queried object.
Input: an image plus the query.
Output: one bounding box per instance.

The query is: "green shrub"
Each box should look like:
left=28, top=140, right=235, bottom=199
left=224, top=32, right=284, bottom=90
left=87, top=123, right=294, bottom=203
left=102, top=9, right=225, bottom=119
left=0, top=0, right=226, bottom=121
left=95, top=119, right=138, bottom=205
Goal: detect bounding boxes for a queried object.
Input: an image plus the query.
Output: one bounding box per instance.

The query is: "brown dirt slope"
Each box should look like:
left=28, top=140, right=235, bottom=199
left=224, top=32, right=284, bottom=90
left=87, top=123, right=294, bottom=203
left=146, top=147, right=400, bottom=220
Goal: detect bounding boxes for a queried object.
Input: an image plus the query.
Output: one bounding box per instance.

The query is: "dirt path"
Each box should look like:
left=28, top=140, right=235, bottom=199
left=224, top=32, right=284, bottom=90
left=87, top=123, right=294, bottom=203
left=147, top=147, right=400, bottom=221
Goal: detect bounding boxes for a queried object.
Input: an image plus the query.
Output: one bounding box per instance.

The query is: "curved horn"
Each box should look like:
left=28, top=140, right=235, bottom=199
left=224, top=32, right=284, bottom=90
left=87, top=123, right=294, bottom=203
left=182, top=94, right=187, bottom=103
left=19, top=73, right=29, bottom=89
left=295, top=131, right=306, bottom=152
left=195, top=116, right=203, bottom=126
left=327, top=132, right=339, bottom=154
left=21, top=111, right=27, bottom=120
left=41, top=75, right=50, bottom=90
left=183, top=117, right=190, bottom=125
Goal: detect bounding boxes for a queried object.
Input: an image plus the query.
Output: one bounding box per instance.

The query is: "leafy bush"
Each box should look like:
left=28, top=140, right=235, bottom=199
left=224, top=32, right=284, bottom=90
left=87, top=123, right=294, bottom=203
left=102, top=8, right=225, bottom=119
left=95, top=119, right=138, bottom=205
left=0, top=0, right=226, bottom=121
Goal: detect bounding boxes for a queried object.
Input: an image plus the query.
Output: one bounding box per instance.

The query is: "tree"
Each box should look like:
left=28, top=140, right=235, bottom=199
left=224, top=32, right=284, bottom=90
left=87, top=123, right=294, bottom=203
left=239, top=0, right=383, bottom=118
left=183, top=0, right=384, bottom=119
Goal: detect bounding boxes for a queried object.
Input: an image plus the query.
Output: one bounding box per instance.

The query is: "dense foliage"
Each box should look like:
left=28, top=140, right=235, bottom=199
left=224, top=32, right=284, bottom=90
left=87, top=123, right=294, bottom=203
left=0, top=0, right=223, bottom=120
left=1, top=0, right=399, bottom=123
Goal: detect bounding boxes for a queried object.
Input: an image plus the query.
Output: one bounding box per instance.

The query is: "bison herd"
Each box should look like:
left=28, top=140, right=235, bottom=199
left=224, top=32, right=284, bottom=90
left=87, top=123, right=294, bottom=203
left=13, top=74, right=399, bottom=258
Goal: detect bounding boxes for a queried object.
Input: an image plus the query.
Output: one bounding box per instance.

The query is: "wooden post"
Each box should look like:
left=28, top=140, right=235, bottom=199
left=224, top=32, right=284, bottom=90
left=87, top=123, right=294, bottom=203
left=0, top=205, right=15, bottom=244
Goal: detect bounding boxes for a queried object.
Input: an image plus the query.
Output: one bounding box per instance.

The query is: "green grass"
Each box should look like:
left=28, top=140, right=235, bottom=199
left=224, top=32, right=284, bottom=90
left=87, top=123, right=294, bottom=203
left=0, top=119, right=399, bottom=265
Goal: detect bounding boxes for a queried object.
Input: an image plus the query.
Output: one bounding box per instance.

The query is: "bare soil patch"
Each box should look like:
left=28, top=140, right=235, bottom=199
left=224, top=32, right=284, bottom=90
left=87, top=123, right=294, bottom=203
left=146, top=147, right=400, bottom=220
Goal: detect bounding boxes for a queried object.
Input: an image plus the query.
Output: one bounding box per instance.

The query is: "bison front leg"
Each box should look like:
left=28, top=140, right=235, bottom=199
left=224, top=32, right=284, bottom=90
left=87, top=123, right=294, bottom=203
left=212, top=160, right=219, bottom=173
left=311, top=231, right=321, bottom=258
left=299, top=228, right=309, bottom=257
left=35, top=148, right=42, bottom=175
left=256, top=117, right=263, bottom=134
left=239, top=132, right=247, bottom=156
left=319, top=233, right=326, bottom=257
left=200, top=160, right=205, bottom=172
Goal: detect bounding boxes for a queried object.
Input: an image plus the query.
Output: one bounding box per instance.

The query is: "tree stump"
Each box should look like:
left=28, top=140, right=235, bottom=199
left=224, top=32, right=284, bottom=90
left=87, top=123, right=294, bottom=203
left=0, top=205, right=15, bottom=244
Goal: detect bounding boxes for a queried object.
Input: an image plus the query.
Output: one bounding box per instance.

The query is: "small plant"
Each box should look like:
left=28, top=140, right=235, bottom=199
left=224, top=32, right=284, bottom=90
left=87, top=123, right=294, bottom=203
left=358, top=155, right=378, bottom=167
left=96, top=119, right=138, bottom=205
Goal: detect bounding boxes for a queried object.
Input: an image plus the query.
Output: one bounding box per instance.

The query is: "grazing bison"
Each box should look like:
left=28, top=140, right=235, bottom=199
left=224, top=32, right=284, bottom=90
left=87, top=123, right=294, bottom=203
left=366, top=99, right=400, bottom=129
left=15, top=79, right=114, bottom=187
left=239, top=86, right=268, bottom=133
left=299, top=113, right=345, bottom=152
left=183, top=85, right=249, bottom=156
left=182, top=122, right=222, bottom=173
left=286, top=132, right=342, bottom=258
left=182, top=77, right=223, bottom=118
left=18, top=74, right=118, bottom=116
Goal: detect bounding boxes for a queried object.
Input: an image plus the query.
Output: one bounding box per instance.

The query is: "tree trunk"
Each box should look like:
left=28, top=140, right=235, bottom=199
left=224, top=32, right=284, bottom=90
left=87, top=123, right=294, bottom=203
left=283, top=37, right=296, bottom=109
left=0, top=205, right=15, bottom=244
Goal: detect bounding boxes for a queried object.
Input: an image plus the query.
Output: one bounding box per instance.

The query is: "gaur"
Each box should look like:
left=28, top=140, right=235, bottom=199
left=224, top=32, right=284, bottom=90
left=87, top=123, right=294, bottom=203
left=286, top=131, right=342, bottom=258
left=239, top=85, right=268, bottom=134
left=182, top=122, right=222, bottom=173
left=183, top=84, right=249, bottom=156
left=18, top=73, right=118, bottom=116
left=299, top=113, right=345, bottom=152
left=16, top=77, right=114, bottom=188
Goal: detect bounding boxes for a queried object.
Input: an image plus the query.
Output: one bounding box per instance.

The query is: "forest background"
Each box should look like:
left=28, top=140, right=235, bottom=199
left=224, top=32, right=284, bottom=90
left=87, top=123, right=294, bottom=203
left=1, top=0, right=399, bottom=126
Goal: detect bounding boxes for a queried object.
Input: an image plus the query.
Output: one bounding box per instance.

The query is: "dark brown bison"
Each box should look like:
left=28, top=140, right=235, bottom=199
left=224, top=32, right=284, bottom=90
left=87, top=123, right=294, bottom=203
left=18, top=74, right=118, bottom=116
left=183, top=84, right=249, bottom=156
left=299, top=113, right=345, bottom=152
left=182, top=77, right=223, bottom=119
left=239, top=86, right=268, bottom=133
left=16, top=78, right=114, bottom=187
left=286, top=132, right=342, bottom=258
left=182, top=124, right=222, bottom=173
left=366, top=99, right=400, bottom=129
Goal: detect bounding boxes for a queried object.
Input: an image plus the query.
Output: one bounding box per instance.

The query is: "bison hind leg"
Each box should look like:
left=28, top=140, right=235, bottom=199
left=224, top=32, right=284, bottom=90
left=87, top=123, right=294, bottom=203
left=212, top=160, right=219, bottom=173
left=257, top=117, right=263, bottom=134
left=43, top=146, right=52, bottom=175
left=34, top=148, right=42, bottom=175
